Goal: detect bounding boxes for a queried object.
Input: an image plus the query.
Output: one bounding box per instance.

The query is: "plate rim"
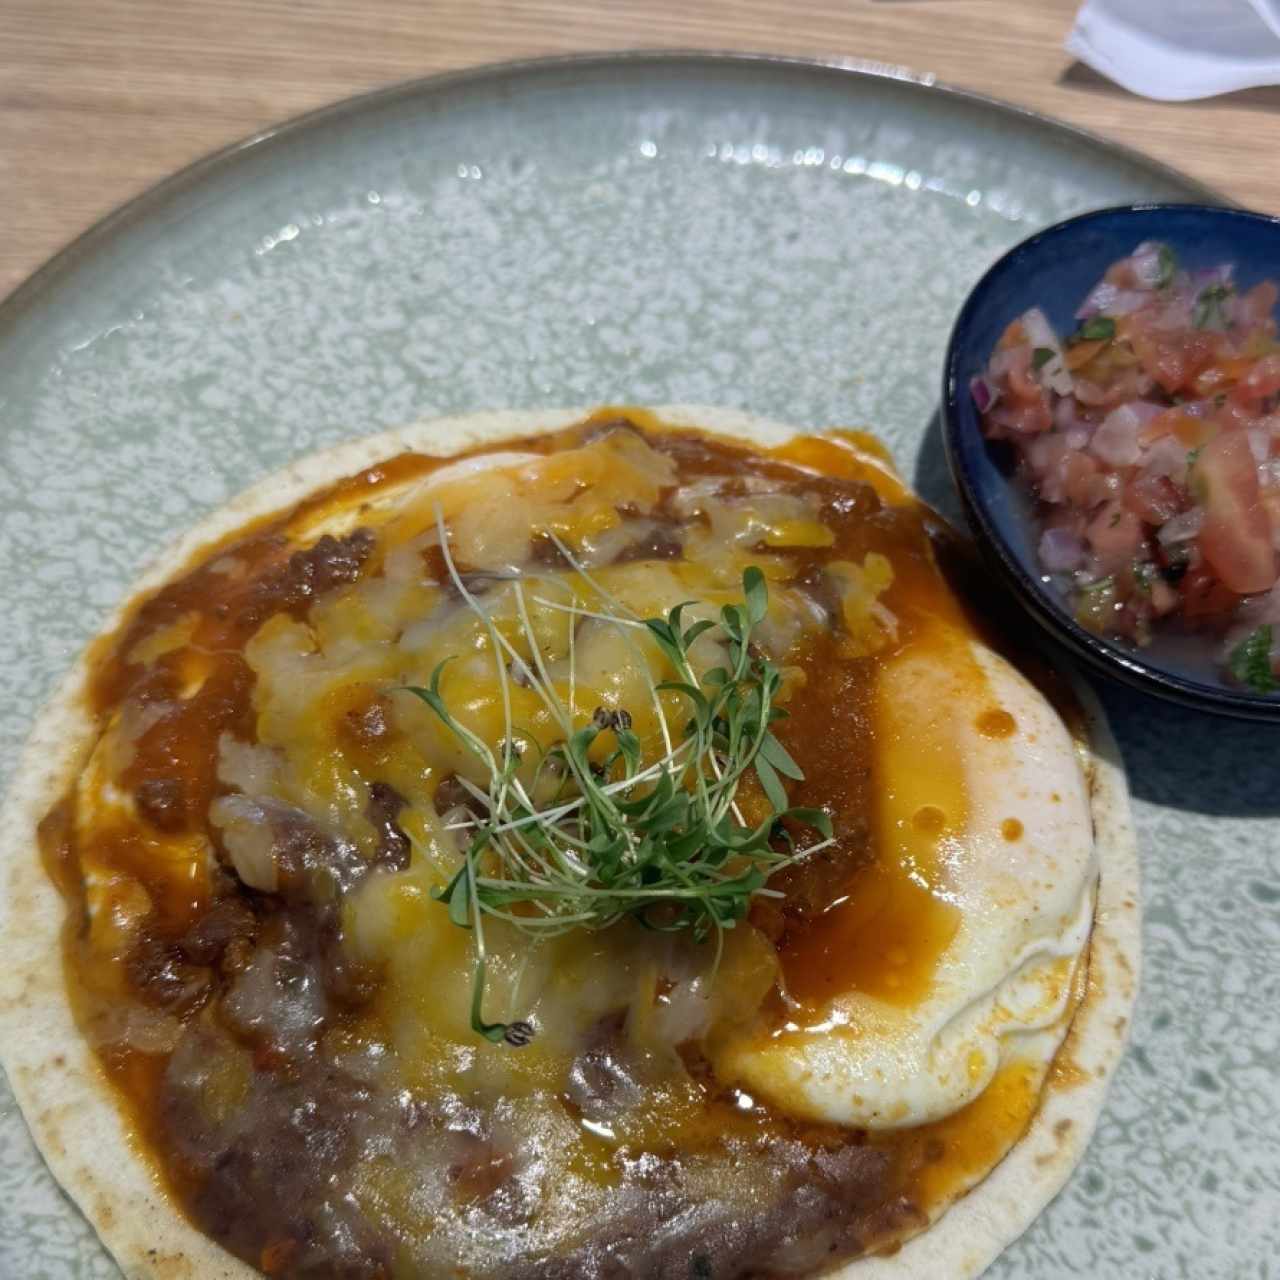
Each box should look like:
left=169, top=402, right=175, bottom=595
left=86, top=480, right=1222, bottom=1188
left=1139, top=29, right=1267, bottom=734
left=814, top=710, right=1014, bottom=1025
left=0, top=48, right=1226, bottom=334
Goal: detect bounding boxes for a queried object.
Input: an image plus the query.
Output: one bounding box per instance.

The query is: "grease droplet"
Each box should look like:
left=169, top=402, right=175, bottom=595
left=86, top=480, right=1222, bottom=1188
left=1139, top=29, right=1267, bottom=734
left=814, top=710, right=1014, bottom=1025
left=1001, top=817, right=1024, bottom=842
left=976, top=708, right=1016, bottom=738
left=912, top=804, right=947, bottom=836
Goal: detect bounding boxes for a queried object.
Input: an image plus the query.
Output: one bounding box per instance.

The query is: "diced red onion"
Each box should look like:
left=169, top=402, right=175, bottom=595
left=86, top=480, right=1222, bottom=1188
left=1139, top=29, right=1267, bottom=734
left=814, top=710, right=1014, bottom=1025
left=988, top=349, right=1019, bottom=379
left=1110, top=289, right=1151, bottom=315
left=1091, top=403, right=1158, bottom=466
left=210, top=795, right=279, bottom=892
left=1020, top=307, right=1057, bottom=350
left=1142, top=434, right=1191, bottom=482
left=217, top=734, right=281, bottom=795
left=1130, top=244, right=1165, bottom=289
left=1157, top=284, right=1201, bottom=326
left=1042, top=357, right=1073, bottom=397
left=1018, top=307, right=1073, bottom=395
left=1077, top=281, right=1118, bottom=318
left=1073, top=379, right=1113, bottom=407
left=1053, top=396, right=1086, bottom=432
left=89, top=1005, right=183, bottom=1054
left=1026, top=434, right=1059, bottom=472
left=1248, top=427, right=1269, bottom=464
left=224, top=941, right=326, bottom=1053
left=1157, top=507, right=1204, bottom=546
left=1076, top=281, right=1150, bottom=319
left=1039, top=526, right=1085, bottom=572
left=971, top=375, right=994, bottom=413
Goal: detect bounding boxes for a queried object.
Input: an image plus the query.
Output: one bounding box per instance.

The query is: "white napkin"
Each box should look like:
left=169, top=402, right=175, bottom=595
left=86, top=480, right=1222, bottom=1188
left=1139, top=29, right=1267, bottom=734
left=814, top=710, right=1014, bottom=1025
left=1067, top=0, right=1280, bottom=100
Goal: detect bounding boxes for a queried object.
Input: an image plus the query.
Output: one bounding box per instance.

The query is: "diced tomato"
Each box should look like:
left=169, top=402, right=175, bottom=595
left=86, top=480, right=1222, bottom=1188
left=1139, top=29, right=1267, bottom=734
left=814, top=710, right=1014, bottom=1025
left=1264, top=486, right=1280, bottom=535
left=1063, top=452, right=1105, bottom=507
left=1232, top=352, right=1280, bottom=405
left=1236, top=281, right=1279, bottom=330
left=1003, top=348, right=1044, bottom=401
left=997, top=320, right=1027, bottom=351
left=1177, top=413, right=1217, bottom=449
left=1125, top=473, right=1184, bottom=525
left=1192, top=356, right=1257, bottom=398
left=988, top=399, right=1052, bottom=436
left=1136, top=407, right=1209, bottom=450
left=1064, top=339, right=1107, bottom=372
left=1150, top=577, right=1180, bottom=615
left=1087, top=500, right=1145, bottom=572
left=1193, top=431, right=1278, bottom=593
left=1127, top=322, right=1219, bottom=394
left=1181, top=564, right=1243, bottom=621
left=1105, top=259, right=1139, bottom=288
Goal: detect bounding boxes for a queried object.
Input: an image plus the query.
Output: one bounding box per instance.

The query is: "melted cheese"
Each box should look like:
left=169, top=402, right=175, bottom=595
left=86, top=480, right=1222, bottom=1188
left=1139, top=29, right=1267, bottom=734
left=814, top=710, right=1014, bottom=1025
left=82, top=419, right=1093, bottom=1158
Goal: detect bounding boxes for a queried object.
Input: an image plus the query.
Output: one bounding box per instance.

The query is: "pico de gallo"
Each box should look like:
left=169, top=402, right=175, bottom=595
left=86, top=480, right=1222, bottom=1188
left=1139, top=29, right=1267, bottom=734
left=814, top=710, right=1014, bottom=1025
left=973, top=241, right=1280, bottom=694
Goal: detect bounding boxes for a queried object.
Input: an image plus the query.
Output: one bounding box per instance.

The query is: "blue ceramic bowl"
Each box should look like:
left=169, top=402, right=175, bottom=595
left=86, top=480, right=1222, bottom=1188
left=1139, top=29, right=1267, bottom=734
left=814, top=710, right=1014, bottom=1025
left=943, top=204, right=1280, bottom=722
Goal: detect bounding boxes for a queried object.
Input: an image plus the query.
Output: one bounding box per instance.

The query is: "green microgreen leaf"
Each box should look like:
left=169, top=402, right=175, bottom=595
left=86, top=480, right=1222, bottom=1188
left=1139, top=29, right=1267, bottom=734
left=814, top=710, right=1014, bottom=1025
left=1228, top=625, right=1279, bottom=694
left=743, top=565, right=768, bottom=627
left=752, top=752, right=789, bottom=814
left=1193, top=283, right=1233, bottom=331
left=405, top=549, right=833, bottom=1044
left=1076, top=317, right=1116, bottom=343
left=758, top=731, right=805, bottom=780
left=1156, top=244, right=1177, bottom=289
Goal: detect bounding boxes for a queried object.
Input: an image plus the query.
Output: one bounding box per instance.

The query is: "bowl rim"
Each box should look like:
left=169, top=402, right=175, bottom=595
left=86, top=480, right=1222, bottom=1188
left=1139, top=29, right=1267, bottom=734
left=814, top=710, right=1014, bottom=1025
left=942, top=202, right=1280, bottom=721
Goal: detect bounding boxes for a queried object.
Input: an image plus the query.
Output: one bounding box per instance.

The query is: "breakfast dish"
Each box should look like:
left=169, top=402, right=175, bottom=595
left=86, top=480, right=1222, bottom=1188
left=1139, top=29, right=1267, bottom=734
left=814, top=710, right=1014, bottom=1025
left=0, top=406, right=1137, bottom=1280
left=973, top=241, right=1280, bottom=694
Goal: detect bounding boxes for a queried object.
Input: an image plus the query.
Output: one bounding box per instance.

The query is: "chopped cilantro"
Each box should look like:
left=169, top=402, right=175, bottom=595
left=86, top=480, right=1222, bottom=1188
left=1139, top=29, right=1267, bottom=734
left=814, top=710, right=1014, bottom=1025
left=1133, top=562, right=1156, bottom=596
left=1193, top=283, right=1233, bottom=331
left=1186, top=446, right=1202, bottom=468
left=1031, top=346, right=1055, bottom=371
left=1108, top=510, right=1122, bottom=528
left=1213, top=392, right=1227, bottom=408
left=1079, top=575, right=1116, bottom=596
left=1156, top=244, right=1177, bottom=289
left=1075, top=317, right=1116, bottom=343
left=1227, top=625, right=1279, bottom=694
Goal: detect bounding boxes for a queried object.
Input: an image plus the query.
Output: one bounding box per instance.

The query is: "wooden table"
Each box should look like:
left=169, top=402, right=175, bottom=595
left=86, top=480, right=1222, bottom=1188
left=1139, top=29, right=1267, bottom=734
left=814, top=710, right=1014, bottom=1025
left=4, top=0, right=1279, bottom=299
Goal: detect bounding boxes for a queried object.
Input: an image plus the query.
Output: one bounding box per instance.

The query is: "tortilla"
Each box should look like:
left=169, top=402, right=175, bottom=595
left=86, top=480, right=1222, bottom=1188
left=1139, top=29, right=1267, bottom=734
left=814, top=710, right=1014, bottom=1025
left=0, top=405, right=1140, bottom=1280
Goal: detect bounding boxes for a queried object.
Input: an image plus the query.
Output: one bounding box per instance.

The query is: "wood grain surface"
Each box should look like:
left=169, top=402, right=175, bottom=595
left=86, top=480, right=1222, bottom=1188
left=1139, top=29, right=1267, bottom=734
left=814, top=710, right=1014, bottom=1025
left=3, top=0, right=1280, bottom=298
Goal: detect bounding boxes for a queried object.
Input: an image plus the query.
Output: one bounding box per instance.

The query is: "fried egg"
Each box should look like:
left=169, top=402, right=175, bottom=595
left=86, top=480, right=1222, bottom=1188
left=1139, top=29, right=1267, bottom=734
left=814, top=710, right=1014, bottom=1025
left=715, top=631, right=1097, bottom=1129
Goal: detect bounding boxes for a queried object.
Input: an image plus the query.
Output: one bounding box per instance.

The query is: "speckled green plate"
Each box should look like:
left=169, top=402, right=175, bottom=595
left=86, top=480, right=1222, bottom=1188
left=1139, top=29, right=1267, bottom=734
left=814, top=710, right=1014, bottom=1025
left=1, top=51, right=1276, bottom=1280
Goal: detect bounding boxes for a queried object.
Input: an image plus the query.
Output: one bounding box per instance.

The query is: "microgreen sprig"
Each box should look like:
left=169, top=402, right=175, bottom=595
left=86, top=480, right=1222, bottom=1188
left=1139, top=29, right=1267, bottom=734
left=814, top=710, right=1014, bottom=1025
left=401, top=518, right=832, bottom=1044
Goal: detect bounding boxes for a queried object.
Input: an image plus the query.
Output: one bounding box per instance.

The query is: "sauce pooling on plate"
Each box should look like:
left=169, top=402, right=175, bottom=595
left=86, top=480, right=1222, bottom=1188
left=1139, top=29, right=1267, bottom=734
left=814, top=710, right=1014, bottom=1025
left=41, top=411, right=1098, bottom=1278
left=974, top=241, right=1280, bottom=694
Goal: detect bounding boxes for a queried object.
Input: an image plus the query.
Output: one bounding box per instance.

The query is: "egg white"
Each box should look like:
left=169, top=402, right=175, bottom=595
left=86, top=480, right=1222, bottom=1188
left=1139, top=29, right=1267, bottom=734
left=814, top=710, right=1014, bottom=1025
left=716, top=637, right=1097, bottom=1130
